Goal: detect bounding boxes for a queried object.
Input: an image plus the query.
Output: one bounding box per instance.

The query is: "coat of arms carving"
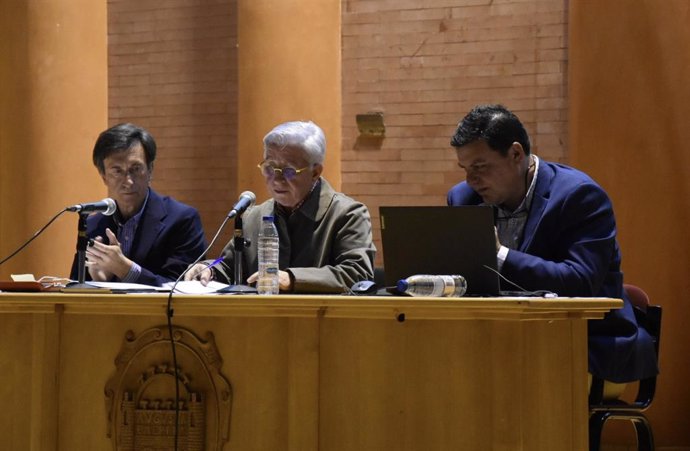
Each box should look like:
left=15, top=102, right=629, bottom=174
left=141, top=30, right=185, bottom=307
left=104, top=326, right=232, bottom=450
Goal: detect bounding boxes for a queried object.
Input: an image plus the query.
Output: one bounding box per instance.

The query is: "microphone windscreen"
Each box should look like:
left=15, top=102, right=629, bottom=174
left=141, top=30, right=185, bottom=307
left=103, top=198, right=117, bottom=216
left=240, top=191, right=256, bottom=208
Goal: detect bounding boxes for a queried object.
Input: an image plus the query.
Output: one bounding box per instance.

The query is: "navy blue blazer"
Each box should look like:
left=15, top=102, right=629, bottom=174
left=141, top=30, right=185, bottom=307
left=70, top=189, right=207, bottom=286
left=448, top=160, right=658, bottom=383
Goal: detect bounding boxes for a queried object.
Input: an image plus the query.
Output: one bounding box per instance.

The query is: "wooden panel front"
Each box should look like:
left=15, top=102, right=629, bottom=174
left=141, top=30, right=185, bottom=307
left=0, top=294, right=616, bottom=450
left=319, top=318, right=588, bottom=451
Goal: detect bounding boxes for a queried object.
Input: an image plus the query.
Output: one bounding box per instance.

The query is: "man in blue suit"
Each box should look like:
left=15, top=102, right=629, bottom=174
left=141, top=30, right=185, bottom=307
left=70, top=123, right=207, bottom=286
left=447, top=104, right=657, bottom=383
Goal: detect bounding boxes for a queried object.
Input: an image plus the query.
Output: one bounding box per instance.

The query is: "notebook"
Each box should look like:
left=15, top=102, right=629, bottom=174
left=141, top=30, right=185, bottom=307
left=379, top=206, right=500, bottom=296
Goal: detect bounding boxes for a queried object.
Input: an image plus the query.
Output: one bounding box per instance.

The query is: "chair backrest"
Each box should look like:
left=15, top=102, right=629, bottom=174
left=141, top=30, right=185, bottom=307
left=624, top=283, right=662, bottom=356
left=624, top=283, right=650, bottom=311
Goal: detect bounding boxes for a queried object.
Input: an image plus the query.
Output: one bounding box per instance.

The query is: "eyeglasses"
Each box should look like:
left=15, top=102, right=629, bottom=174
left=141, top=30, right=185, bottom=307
left=258, top=161, right=310, bottom=181
left=105, top=165, right=149, bottom=181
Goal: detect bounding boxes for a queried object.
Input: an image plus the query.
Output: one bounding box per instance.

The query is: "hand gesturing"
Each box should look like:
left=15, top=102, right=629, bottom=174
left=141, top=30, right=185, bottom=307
left=85, top=228, right=133, bottom=280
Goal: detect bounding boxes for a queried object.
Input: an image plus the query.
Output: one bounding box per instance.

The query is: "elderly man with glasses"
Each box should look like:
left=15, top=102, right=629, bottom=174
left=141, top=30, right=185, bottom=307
left=186, top=120, right=376, bottom=293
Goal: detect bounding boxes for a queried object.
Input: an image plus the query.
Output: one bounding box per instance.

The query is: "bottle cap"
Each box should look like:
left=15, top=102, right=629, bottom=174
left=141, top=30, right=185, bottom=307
left=396, top=279, right=409, bottom=292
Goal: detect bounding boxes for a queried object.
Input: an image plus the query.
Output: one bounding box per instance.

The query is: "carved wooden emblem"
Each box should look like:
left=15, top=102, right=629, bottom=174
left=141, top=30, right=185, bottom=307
left=105, top=326, right=232, bottom=451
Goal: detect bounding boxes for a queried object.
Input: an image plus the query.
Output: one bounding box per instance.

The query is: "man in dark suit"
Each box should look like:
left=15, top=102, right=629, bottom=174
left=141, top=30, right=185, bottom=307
left=447, top=104, right=657, bottom=384
left=70, top=123, right=206, bottom=286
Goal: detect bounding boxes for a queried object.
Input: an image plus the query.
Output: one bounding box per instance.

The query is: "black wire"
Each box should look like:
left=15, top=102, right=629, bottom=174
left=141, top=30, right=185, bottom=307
left=0, top=209, right=68, bottom=267
left=483, top=264, right=528, bottom=292
left=482, top=264, right=557, bottom=297
left=0, top=206, right=234, bottom=450
left=165, top=297, right=181, bottom=451
left=165, top=214, right=232, bottom=451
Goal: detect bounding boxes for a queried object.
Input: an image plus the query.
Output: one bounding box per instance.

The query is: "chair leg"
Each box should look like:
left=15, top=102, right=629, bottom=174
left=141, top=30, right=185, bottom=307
left=589, top=412, right=607, bottom=451
left=631, top=416, right=655, bottom=451
left=589, top=411, right=655, bottom=451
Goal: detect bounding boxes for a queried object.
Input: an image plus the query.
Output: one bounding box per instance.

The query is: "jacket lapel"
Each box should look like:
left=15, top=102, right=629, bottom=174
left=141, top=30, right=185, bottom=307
left=130, top=190, right=166, bottom=263
left=520, top=162, right=553, bottom=252
left=315, top=178, right=336, bottom=222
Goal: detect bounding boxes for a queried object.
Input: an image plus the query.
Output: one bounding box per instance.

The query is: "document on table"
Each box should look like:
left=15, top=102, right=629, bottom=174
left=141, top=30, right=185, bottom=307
left=58, top=280, right=231, bottom=294
left=78, top=281, right=170, bottom=292
left=162, top=281, right=230, bottom=294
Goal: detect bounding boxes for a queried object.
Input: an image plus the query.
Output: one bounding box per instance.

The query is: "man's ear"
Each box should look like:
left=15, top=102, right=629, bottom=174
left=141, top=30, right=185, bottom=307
left=510, top=142, right=525, bottom=162
left=312, top=163, right=324, bottom=180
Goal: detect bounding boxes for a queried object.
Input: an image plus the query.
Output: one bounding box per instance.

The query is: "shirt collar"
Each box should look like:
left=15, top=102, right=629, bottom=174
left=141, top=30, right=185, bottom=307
left=496, top=155, right=540, bottom=217
left=114, top=188, right=150, bottom=227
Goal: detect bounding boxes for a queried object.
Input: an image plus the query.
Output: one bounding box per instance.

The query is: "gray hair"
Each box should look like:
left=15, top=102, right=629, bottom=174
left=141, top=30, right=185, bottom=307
left=263, top=121, right=326, bottom=165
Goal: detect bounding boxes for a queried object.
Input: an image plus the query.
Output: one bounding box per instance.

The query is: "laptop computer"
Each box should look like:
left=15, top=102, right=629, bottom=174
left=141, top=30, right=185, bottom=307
left=379, top=206, right=500, bottom=296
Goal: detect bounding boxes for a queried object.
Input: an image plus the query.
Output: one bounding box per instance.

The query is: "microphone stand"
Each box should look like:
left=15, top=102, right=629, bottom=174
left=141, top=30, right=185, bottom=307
left=65, top=213, right=104, bottom=290
left=217, top=215, right=257, bottom=294
left=77, top=213, right=89, bottom=284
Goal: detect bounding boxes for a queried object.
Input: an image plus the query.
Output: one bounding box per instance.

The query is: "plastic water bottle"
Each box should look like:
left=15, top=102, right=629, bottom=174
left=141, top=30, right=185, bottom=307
left=397, top=274, right=467, bottom=297
left=257, top=215, right=280, bottom=295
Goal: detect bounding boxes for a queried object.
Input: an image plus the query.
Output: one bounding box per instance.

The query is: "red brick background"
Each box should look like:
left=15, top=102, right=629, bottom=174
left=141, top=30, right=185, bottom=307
left=341, top=0, right=568, bottom=264
left=107, top=0, right=568, bottom=267
left=108, top=0, right=238, bottom=258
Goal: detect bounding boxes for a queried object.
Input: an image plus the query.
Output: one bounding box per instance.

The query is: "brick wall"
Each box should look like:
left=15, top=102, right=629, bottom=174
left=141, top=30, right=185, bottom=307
left=106, top=0, right=568, bottom=269
left=341, top=0, right=569, bottom=266
left=108, top=0, right=238, bottom=258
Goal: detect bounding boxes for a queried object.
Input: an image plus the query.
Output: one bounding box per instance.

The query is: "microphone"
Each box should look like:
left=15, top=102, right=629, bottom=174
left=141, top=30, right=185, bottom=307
left=66, top=198, right=117, bottom=216
left=228, top=191, right=256, bottom=218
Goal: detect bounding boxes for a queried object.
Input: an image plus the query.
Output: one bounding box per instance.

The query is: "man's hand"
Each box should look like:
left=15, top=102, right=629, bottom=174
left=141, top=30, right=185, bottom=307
left=85, top=236, right=113, bottom=281
left=494, top=226, right=502, bottom=252
left=247, top=270, right=293, bottom=292
left=184, top=263, right=214, bottom=286
left=85, top=228, right=133, bottom=280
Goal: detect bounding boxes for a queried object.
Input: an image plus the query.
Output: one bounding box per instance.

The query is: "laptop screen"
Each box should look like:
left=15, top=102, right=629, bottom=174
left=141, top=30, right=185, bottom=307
left=379, top=206, right=500, bottom=296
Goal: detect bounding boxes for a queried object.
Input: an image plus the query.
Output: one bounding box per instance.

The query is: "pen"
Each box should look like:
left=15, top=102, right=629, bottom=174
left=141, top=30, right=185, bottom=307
left=206, top=257, right=224, bottom=270
left=194, top=257, right=224, bottom=282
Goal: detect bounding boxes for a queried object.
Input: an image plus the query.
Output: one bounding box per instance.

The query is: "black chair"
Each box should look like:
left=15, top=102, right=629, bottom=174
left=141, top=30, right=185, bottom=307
left=589, top=284, right=662, bottom=451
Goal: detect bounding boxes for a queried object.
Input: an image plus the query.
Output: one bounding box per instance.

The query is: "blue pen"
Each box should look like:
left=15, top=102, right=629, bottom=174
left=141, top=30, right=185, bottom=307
left=206, top=257, right=224, bottom=270
left=187, top=257, right=223, bottom=284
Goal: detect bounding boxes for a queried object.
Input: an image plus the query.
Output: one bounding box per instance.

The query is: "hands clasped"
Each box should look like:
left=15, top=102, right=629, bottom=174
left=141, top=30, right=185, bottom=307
left=85, top=228, right=133, bottom=281
left=247, top=270, right=293, bottom=292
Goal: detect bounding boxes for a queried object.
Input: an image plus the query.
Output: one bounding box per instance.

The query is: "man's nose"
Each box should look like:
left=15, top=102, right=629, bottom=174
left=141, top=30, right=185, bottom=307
left=272, top=171, right=288, bottom=181
left=465, top=171, right=479, bottom=184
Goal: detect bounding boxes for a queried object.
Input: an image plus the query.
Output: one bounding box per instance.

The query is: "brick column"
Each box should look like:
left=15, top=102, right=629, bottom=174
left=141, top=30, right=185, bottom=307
left=237, top=0, right=342, bottom=201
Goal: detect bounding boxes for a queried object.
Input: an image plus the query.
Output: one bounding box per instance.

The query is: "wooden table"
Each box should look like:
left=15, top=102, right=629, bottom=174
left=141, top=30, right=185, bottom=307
left=0, top=292, right=621, bottom=451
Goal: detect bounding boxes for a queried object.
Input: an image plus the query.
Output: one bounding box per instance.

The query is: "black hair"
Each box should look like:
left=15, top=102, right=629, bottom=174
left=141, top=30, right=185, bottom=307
left=92, top=123, right=157, bottom=173
left=450, top=104, right=531, bottom=155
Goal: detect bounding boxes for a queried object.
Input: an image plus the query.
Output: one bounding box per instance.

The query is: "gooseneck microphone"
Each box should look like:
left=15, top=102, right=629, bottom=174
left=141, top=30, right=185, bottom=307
left=166, top=188, right=256, bottom=450
left=66, top=198, right=117, bottom=216
left=227, top=191, right=256, bottom=218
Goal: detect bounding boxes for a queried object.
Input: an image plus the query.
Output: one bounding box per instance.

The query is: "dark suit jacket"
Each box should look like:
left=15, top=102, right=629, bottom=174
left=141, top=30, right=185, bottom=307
left=448, top=160, right=657, bottom=383
left=70, top=189, right=207, bottom=286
